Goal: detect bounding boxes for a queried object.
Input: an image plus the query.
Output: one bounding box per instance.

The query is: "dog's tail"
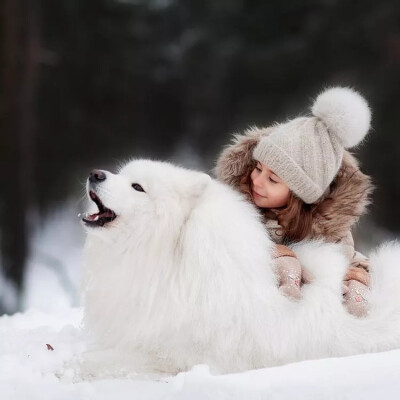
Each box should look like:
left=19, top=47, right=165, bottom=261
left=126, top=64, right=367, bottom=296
left=295, top=239, right=400, bottom=354
left=368, top=240, right=400, bottom=316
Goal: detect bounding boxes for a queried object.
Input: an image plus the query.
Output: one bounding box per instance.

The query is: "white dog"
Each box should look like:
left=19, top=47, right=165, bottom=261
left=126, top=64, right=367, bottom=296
left=81, top=159, right=400, bottom=375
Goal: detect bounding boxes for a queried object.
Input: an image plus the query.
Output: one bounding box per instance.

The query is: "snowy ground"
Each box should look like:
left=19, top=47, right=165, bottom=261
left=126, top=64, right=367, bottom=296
left=1, top=307, right=400, bottom=400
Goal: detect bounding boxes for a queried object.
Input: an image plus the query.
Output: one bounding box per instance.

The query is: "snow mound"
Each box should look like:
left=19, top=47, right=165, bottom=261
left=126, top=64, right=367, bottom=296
left=0, top=308, right=400, bottom=399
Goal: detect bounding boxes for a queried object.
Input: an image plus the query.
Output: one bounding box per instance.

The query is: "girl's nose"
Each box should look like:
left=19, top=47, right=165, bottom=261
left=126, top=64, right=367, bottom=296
left=252, top=172, right=264, bottom=189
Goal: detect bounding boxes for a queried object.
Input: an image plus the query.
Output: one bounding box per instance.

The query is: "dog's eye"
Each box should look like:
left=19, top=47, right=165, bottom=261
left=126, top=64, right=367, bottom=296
left=132, top=183, right=145, bottom=192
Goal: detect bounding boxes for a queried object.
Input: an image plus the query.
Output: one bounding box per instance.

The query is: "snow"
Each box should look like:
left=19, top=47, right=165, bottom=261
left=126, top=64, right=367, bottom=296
left=21, top=202, right=84, bottom=313
left=0, top=307, right=400, bottom=399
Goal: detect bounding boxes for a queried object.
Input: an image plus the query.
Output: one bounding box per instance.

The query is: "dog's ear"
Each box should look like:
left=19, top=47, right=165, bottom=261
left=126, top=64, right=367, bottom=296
left=156, top=172, right=211, bottom=221
left=194, top=173, right=211, bottom=195
left=177, top=171, right=211, bottom=204
left=191, top=173, right=211, bottom=198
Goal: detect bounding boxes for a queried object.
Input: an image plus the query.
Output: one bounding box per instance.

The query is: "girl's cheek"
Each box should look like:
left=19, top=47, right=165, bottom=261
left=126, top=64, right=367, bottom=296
left=250, top=170, right=258, bottom=185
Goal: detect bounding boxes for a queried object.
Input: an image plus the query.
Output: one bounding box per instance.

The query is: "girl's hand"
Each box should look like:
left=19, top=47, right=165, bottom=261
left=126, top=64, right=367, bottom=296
left=273, top=245, right=314, bottom=300
left=344, top=266, right=370, bottom=287
left=342, top=279, right=369, bottom=318
left=274, top=255, right=303, bottom=300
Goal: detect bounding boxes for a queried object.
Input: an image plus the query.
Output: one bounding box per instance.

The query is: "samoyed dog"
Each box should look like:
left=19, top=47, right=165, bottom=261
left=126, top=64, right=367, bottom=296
left=81, top=159, right=400, bottom=375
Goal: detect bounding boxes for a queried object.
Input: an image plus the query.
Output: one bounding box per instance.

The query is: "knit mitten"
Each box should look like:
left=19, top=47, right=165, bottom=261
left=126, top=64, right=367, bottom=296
left=274, top=255, right=303, bottom=300
left=342, top=279, right=370, bottom=318
left=273, top=244, right=313, bottom=300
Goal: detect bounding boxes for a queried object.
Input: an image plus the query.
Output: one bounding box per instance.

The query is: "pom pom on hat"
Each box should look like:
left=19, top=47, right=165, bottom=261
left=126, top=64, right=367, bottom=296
left=311, top=87, right=371, bottom=148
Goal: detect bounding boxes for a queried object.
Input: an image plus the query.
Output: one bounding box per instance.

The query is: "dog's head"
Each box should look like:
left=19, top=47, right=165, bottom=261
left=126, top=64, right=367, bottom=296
left=82, top=159, right=211, bottom=237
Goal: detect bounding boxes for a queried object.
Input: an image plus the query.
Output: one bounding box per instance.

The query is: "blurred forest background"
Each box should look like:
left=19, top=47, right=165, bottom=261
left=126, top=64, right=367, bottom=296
left=0, top=0, right=399, bottom=314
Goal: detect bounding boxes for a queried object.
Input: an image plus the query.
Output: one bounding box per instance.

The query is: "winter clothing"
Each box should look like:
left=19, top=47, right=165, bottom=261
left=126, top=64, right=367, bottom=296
left=274, top=254, right=303, bottom=300
left=215, top=120, right=374, bottom=317
left=273, top=245, right=313, bottom=300
left=342, top=280, right=370, bottom=318
left=253, top=87, right=371, bottom=203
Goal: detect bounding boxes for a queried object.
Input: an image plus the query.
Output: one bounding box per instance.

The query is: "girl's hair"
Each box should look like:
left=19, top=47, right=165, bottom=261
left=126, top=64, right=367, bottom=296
left=240, top=166, right=318, bottom=243
left=273, top=192, right=314, bottom=242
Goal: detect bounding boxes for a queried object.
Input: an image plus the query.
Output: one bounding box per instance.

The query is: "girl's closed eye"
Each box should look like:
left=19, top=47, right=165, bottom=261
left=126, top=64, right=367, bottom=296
left=269, top=177, right=277, bottom=183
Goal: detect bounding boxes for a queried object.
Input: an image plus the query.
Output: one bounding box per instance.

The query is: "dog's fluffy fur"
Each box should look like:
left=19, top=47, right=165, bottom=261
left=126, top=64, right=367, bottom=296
left=82, top=159, right=400, bottom=375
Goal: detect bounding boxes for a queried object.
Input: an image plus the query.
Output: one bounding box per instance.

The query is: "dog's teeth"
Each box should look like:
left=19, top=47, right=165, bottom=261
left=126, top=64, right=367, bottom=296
left=94, top=215, right=99, bottom=221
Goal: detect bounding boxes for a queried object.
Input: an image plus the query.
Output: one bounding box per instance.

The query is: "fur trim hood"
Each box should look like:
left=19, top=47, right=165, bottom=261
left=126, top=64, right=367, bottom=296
left=214, top=127, right=374, bottom=242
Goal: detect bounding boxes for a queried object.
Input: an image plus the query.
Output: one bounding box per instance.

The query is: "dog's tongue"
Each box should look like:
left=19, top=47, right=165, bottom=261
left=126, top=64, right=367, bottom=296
left=84, top=210, right=114, bottom=221
left=81, top=192, right=117, bottom=227
left=85, top=213, right=99, bottom=221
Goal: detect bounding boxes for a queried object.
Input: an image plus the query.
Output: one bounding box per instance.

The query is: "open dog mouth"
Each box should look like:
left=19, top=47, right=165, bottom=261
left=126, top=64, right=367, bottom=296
left=82, top=191, right=117, bottom=227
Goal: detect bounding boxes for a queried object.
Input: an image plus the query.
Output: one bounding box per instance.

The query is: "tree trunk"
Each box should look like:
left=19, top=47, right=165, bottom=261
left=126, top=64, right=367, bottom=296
left=0, top=0, right=40, bottom=312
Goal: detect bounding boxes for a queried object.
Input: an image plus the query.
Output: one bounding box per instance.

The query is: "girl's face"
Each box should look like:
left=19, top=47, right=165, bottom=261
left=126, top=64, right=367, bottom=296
left=250, top=161, right=290, bottom=209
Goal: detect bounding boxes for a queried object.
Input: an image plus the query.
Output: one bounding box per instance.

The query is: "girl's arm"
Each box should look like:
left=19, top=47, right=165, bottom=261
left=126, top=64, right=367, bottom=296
left=338, top=231, right=370, bottom=286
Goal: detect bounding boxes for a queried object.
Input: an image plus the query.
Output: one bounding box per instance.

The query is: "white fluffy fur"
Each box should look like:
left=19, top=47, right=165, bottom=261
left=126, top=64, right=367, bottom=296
left=312, top=87, right=371, bottom=148
left=82, top=159, right=400, bottom=375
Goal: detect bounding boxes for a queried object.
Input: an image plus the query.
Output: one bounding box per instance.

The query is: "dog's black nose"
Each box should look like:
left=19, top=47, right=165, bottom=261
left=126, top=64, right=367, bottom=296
left=89, top=169, right=106, bottom=183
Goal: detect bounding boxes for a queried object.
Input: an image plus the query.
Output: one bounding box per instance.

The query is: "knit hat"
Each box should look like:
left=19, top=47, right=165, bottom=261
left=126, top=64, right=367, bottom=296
left=253, top=87, right=371, bottom=204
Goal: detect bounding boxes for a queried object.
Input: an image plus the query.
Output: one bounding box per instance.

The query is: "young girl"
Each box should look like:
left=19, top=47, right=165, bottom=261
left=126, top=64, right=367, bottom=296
left=215, top=87, right=373, bottom=317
